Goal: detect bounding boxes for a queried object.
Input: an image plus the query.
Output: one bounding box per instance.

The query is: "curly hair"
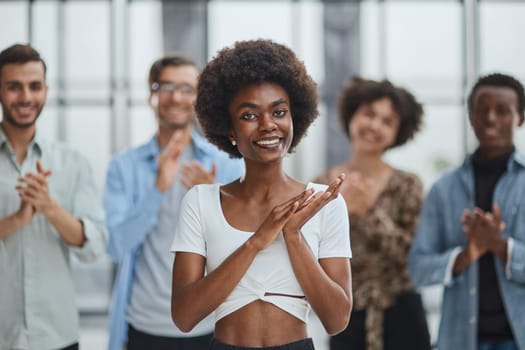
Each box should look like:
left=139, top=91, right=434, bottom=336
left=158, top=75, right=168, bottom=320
left=196, top=39, right=319, bottom=158
left=468, top=73, right=525, bottom=118
left=338, top=76, right=423, bottom=149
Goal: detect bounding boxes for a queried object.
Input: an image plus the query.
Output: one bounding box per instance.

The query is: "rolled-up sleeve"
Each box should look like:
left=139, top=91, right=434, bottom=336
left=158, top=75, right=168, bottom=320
left=68, top=155, right=108, bottom=262
left=507, top=237, right=525, bottom=284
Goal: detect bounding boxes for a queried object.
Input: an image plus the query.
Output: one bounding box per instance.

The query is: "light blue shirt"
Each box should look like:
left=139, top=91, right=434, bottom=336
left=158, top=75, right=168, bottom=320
left=105, top=131, right=243, bottom=350
left=409, top=150, right=525, bottom=350
left=0, top=128, right=107, bottom=350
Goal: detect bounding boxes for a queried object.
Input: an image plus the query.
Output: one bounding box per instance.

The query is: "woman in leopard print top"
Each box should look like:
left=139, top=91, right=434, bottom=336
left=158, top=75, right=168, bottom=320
left=314, top=77, right=430, bottom=350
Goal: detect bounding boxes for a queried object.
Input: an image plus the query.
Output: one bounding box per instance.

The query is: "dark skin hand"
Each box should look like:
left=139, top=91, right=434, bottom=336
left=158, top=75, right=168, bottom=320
left=454, top=203, right=507, bottom=275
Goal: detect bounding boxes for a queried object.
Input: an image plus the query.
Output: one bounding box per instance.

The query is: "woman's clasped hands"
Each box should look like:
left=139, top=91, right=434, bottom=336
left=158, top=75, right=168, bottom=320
left=249, top=174, right=345, bottom=251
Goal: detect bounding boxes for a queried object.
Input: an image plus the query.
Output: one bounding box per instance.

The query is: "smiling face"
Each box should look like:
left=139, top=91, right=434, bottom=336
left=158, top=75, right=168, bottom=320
left=348, top=97, right=401, bottom=155
left=469, top=85, right=523, bottom=159
left=150, top=64, right=199, bottom=130
left=228, top=82, right=293, bottom=164
left=0, top=61, right=48, bottom=130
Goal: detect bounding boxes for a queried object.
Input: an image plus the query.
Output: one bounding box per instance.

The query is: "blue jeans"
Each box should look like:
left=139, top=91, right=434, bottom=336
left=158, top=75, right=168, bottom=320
left=478, top=340, right=518, bottom=350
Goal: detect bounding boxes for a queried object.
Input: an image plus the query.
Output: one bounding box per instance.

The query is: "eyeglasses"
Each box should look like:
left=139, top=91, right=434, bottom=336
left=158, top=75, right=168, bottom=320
left=151, top=82, right=196, bottom=95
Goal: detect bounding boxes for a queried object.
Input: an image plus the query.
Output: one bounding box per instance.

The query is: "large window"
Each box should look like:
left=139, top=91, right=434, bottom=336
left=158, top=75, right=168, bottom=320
left=480, top=1, right=525, bottom=151
left=359, top=1, right=465, bottom=187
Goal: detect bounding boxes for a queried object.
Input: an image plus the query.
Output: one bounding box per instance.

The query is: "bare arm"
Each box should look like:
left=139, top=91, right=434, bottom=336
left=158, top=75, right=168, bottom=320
left=285, top=239, right=352, bottom=335
left=40, top=201, right=86, bottom=246
left=283, top=175, right=352, bottom=335
left=171, top=241, right=260, bottom=332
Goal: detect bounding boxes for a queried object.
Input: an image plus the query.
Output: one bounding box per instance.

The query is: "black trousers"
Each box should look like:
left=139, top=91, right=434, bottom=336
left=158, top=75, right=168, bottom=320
left=210, top=338, right=315, bottom=350
left=60, top=343, right=79, bottom=350
left=127, top=325, right=213, bottom=350
left=330, top=290, right=431, bottom=350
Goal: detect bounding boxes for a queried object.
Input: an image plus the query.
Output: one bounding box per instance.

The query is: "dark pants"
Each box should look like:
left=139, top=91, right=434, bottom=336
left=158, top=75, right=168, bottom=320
left=210, top=338, right=315, bottom=350
left=330, top=290, right=431, bottom=350
left=127, top=325, right=213, bottom=350
left=60, top=343, right=79, bottom=350
left=479, top=340, right=518, bottom=350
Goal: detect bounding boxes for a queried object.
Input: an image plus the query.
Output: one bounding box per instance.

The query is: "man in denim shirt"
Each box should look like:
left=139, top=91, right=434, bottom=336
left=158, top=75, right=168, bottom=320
left=409, top=73, right=525, bottom=350
left=105, top=55, right=243, bottom=350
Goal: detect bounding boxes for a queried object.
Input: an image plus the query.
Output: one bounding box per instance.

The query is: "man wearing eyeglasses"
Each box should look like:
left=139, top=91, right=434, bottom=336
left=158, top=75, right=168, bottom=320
left=104, top=55, right=243, bottom=350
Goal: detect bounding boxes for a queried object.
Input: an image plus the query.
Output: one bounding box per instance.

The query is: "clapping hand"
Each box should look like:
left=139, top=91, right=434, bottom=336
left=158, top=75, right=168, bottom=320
left=16, top=160, right=53, bottom=216
left=156, top=131, right=184, bottom=192
left=16, top=198, right=35, bottom=226
left=339, top=171, right=373, bottom=216
left=180, top=161, right=217, bottom=189
left=461, top=204, right=506, bottom=261
left=283, top=173, right=345, bottom=236
left=249, top=174, right=344, bottom=251
left=249, top=189, right=313, bottom=251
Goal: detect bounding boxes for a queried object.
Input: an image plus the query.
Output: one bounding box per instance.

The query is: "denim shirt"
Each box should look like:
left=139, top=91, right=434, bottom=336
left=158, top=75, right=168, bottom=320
left=409, top=150, right=525, bottom=350
left=105, top=131, right=243, bottom=350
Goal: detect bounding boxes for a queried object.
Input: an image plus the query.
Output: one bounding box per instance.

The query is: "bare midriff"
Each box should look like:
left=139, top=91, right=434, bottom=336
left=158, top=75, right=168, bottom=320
left=214, top=299, right=308, bottom=347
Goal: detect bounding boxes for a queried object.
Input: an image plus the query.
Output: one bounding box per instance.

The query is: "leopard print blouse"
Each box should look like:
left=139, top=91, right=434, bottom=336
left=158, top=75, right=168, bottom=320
left=315, top=167, right=423, bottom=350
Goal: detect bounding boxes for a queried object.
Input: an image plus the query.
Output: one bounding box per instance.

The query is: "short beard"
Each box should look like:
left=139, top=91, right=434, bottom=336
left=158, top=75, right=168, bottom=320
left=1, top=104, right=43, bottom=129
left=158, top=114, right=194, bottom=131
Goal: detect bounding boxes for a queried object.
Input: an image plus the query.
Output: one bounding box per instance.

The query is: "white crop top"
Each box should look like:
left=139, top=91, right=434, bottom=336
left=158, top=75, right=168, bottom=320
left=170, top=183, right=351, bottom=323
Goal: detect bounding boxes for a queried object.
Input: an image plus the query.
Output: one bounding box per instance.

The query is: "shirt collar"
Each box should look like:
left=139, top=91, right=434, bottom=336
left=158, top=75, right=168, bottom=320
left=139, top=136, right=161, bottom=160
left=512, top=149, right=525, bottom=169
left=0, top=126, right=7, bottom=148
left=464, top=147, right=525, bottom=172
left=0, top=124, right=42, bottom=156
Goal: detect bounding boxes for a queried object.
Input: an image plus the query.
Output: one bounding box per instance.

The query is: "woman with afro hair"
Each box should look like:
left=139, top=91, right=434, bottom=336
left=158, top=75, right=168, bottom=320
left=314, top=77, right=430, bottom=350
left=170, top=39, right=352, bottom=350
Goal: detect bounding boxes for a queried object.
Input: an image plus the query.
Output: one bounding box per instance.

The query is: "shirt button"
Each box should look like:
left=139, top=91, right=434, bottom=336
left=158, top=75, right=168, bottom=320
left=470, top=288, right=476, bottom=296
left=512, top=206, right=517, bottom=215
left=469, top=316, right=476, bottom=324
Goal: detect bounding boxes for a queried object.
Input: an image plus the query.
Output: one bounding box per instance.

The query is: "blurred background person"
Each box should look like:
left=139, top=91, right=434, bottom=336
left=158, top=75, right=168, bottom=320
left=0, top=43, right=107, bottom=350
left=104, top=54, right=243, bottom=350
left=315, top=77, right=430, bottom=350
left=409, top=73, right=525, bottom=350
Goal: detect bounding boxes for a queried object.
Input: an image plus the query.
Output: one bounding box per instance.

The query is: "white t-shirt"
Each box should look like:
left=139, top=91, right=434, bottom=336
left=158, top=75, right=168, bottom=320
left=170, top=183, right=351, bottom=323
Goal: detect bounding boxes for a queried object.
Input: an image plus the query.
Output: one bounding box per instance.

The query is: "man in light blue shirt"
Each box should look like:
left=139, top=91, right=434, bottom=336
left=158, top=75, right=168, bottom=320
left=0, top=44, right=107, bottom=350
left=105, top=55, right=243, bottom=350
left=409, top=73, right=525, bottom=350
